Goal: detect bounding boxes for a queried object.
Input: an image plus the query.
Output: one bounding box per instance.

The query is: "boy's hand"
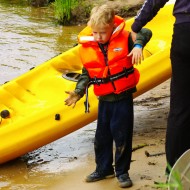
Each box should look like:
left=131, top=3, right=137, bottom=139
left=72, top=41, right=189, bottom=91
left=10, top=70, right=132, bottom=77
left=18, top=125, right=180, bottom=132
left=128, top=46, right=143, bottom=65
left=64, top=91, right=81, bottom=108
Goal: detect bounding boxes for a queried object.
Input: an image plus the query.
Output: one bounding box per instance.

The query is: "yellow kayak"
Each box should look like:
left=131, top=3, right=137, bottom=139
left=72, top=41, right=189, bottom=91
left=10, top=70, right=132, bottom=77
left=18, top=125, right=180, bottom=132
left=0, top=4, right=174, bottom=164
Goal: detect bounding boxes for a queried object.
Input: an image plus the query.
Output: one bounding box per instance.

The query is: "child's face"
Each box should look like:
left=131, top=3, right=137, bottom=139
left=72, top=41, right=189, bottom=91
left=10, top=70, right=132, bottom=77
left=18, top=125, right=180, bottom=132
left=91, top=23, right=114, bottom=44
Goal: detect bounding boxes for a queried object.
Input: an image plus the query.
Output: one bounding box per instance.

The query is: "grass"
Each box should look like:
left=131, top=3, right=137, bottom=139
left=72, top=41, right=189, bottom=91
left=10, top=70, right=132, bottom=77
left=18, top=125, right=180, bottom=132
left=54, top=0, right=79, bottom=25
left=155, top=164, right=183, bottom=190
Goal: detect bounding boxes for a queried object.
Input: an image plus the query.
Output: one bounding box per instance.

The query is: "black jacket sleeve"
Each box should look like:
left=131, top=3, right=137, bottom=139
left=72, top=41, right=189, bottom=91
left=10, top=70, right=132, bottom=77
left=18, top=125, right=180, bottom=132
left=131, top=0, right=169, bottom=33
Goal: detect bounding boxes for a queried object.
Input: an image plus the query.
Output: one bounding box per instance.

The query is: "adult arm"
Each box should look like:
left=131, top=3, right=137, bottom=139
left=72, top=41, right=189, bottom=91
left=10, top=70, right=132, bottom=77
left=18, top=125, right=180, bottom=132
left=131, top=0, right=169, bottom=33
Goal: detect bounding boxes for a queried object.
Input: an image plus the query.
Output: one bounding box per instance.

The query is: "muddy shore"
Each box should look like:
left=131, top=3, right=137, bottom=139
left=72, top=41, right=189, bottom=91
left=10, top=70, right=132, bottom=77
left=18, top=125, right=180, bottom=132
left=47, top=79, right=170, bottom=190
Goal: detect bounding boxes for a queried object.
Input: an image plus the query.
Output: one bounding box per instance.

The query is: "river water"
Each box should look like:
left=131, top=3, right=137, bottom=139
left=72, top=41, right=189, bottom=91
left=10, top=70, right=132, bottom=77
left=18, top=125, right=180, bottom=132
left=0, top=1, right=97, bottom=189
left=0, top=0, right=83, bottom=84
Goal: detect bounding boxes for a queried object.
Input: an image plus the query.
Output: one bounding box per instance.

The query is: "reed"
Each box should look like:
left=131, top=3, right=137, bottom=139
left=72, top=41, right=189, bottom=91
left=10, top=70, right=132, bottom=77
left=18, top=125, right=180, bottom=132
left=155, top=164, right=183, bottom=190
left=54, top=0, right=78, bottom=24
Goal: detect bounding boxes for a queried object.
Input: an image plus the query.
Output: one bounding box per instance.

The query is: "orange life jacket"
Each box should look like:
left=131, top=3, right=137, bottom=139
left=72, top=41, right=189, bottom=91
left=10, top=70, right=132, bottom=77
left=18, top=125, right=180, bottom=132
left=78, top=16, right=140, bottom=96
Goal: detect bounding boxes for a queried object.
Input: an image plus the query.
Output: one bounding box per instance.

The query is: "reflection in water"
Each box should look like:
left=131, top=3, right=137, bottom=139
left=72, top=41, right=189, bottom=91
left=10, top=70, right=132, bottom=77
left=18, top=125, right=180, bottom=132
left=0, top=1, right=92, bottom=189
left=0, top=0, right=84, bottom=83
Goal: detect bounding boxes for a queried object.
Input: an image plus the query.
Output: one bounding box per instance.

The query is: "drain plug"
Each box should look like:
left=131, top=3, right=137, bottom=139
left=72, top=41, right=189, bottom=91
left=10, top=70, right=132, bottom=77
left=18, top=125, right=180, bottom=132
left=0, top=110, right=10, bottom=119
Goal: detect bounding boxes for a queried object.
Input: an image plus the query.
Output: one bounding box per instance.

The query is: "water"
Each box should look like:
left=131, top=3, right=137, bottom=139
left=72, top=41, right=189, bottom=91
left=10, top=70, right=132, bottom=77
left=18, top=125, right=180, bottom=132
left=0, top=0, right=84, bottom=84
left=0, top=1, right=94, bottom=189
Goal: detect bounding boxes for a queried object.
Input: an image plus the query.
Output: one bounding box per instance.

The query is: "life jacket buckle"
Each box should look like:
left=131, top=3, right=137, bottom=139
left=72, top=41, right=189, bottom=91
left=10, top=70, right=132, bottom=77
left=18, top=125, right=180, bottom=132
left=94, top=76, right=101, bottom=86
left=123, top=67, right=129, bottom=77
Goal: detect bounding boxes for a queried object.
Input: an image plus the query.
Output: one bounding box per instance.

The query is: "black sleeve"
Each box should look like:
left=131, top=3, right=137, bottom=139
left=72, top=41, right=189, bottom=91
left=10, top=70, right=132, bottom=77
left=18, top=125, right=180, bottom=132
left=131, top=0, right=169, bottom=33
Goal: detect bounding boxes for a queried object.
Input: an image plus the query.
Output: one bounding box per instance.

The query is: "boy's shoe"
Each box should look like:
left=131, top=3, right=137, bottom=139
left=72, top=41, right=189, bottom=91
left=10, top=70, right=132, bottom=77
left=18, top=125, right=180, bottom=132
left=85, top=170, right=115, bottom=182
left=117, top=173, right=132, bottom=188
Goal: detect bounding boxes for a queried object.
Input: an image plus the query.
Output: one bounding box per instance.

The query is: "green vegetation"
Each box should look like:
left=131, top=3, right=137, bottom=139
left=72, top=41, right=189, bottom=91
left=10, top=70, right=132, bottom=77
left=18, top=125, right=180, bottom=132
left=53, top=0, right=93, bottom=25
left=54, top=0, right=73, bottom=24
left=155, top=165, right=182, bottom=190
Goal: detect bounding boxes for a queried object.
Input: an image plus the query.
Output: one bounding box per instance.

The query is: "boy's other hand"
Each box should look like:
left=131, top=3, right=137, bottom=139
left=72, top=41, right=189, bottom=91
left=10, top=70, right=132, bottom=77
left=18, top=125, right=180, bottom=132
left=64, top=91, right=81, bottom=108
left=128, top=46, right=143, bottom=65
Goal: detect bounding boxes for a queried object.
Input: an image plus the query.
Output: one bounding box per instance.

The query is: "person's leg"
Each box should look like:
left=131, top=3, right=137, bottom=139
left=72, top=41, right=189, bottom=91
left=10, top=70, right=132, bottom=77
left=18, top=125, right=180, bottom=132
left=166, top=23, right=190, bottom=173
left=86, top=100, right=114, bottom=182
left=94, top=100, right=114, bottom=173
left=111, top=95, right=134, bottom=187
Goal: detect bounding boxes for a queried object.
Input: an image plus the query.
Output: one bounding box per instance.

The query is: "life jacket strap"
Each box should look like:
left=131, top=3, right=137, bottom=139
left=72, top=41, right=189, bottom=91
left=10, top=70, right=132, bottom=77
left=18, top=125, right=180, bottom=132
left=90, top=66, right=134, bottom=85
left=84, top=66, right=134, bottom=113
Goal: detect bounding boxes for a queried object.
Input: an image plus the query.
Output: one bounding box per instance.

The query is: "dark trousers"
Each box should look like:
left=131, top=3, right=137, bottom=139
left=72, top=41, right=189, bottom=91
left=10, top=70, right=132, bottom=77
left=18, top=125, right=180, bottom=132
left=166, top=23, right=190, bottom=170
left=94, top=95, right=134, bottom=177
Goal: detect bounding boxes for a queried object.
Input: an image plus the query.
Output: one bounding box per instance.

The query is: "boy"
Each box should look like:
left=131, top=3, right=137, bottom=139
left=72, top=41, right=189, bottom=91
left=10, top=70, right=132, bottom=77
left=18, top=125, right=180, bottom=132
left=65, top=4, right=152, bottom=188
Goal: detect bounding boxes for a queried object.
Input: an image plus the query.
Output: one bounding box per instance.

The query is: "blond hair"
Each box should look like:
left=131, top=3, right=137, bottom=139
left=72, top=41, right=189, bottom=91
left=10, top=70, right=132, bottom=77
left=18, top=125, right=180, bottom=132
left=88, top=4, right=115, bottom=28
